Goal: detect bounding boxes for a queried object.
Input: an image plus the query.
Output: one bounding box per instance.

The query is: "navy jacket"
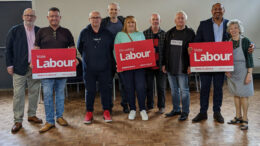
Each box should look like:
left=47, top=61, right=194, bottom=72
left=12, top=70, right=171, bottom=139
left=77, top=24, right=115, bottom=72
left=5, top=24, right=40, bottom=76
left=194, top=18, right=229, bottom=42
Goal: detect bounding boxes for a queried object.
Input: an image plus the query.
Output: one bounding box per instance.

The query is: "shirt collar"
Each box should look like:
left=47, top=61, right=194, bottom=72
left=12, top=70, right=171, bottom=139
left=23, top=22, right=34, bottom=31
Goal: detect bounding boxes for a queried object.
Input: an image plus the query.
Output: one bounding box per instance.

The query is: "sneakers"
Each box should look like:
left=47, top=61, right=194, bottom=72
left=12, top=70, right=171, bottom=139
left=140, top=110, right=148, bottom=121
left=128, top=110, right=136, bottom=120
left=103, top=110, right=112, bottom=123
left=84, top=112, right=93, bottom=124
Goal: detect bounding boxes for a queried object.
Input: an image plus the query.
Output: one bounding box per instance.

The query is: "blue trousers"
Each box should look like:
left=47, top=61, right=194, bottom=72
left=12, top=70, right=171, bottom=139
left=200, top=73, right=225, bottom=113
left=84, top=69, right=112, bottom=112
left=120, top=69, right=146, bottom=111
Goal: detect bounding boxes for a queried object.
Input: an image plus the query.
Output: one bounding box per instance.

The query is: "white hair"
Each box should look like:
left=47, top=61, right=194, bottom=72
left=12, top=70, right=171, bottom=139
left=227, top=19, right=244, bottom=34
left=89, top=11, right=101, bottom=18
left=175, top=10, right=188, bottom=20
left=108, top=2, right=120, bottom=9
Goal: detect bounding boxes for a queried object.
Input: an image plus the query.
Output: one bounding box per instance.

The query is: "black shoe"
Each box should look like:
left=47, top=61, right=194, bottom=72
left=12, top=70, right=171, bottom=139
left=214, top=112, right=224, bottom=123
left=165, top=110, right=181, bottom=117
left=123, top=106, right=129, bottom=113
left=179, top=112, right=189, bottom=121
left=192, top=113, right=208, bottom=122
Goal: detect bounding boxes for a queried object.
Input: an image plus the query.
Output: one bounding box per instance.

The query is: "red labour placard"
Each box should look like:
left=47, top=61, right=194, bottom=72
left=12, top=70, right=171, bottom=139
left=31, top=48, right=77, bottom=79
left=114, top=39, right=156, bottom=72
left=189, top=41, right=234, bottom=72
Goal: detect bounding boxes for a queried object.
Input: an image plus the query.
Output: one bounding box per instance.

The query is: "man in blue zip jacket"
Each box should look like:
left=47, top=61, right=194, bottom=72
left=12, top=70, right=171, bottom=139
left=78, top=11, right=115, bottom=124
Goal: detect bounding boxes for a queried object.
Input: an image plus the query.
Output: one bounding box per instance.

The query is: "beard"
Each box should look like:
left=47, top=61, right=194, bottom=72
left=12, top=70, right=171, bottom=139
left=24, top=21, right=34, bottom=26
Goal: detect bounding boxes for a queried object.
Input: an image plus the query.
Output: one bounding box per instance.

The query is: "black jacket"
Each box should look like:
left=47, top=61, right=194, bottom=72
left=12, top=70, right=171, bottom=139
left=143, top=27, right=166, bottom=70
left=77, top=24, right=115, bottom=72
left=163, top=26, right=195, bottom=74
left=5, top=24, right=40, bottom=76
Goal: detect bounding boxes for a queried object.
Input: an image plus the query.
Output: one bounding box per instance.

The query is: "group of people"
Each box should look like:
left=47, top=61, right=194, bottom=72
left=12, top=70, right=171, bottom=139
left=6, top=2, right=254, bottom=134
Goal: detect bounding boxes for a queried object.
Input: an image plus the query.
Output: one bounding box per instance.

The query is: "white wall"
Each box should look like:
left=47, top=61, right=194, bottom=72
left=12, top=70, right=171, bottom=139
left=32, top=0, right=260, bottom=47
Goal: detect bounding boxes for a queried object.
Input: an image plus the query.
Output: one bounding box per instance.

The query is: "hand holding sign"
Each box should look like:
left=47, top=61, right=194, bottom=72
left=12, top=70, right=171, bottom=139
left=189, top=41, right=234, bottom=72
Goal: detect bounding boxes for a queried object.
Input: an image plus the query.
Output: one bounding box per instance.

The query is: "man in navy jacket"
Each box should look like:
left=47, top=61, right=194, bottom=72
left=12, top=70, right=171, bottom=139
left=78, top=11, right=114, bottom=124
left=191, top=3, right=253, bottom=123
left=5, top=8, right=42, bottom=133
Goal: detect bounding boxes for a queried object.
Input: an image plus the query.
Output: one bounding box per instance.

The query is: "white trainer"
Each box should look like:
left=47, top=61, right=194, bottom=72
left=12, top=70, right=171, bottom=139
left=140, top=110, right=148, bottom=121
left=128, top=110, right=136, bottom=120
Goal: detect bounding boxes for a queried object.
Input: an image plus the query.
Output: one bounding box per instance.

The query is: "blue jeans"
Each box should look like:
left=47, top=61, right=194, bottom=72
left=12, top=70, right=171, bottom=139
left=167, top=73, right=190, bottom=114
left=42, top=78, right=67, bottom=124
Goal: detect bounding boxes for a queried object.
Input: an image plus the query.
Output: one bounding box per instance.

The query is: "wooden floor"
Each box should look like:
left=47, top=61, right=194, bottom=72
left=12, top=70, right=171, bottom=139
left=0, top=79, right=260, bottom=146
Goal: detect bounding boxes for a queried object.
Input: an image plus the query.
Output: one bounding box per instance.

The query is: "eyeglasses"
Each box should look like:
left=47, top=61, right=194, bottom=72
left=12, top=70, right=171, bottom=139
left=24, top=15, right=35, bottom=17
left=53, top=31, right=56, bottom=39
left=90, top=17, right=101, bottom=19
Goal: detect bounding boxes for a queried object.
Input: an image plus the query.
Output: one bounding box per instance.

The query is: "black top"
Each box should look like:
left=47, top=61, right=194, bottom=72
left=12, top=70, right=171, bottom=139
left=35, top=26, right=75, bottom=49
left=163, top=26, right=195, bottom=75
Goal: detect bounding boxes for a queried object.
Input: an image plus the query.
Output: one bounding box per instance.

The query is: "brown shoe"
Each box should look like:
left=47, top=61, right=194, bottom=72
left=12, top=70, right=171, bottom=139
left=56, top=117, right=68, bottom=126
left=39, top=123, right=55, bottom=133
left=28, top=116, right=43, bottom=124
left=11, top=122, right=22, bottom=133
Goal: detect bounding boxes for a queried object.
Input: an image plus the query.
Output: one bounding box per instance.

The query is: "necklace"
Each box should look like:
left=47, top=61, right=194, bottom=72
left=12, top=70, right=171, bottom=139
left=232, top=39, right=240, bottom=49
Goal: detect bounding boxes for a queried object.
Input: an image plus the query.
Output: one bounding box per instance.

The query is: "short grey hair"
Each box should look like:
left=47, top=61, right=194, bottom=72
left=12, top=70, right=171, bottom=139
left=227, top=19, right=244, bottom=34
left=175, top=10, right=188, bottom=20
left=151, top=13, right=161, bottom=20
left=89, top=11, right=101, bottom=18
left=108, top=2, right=120, bottom=9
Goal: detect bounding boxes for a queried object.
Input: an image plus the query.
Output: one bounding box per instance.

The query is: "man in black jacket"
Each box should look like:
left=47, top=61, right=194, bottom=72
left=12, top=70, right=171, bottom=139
left=78, top=11, right=114, bottom=124
left=143, top=13, right=166, bottom=114
left=162, top=11, right=195, bottom=121
left=6, top=8, right=42, bottom=133
left=101, top=2, right=129, bottom=113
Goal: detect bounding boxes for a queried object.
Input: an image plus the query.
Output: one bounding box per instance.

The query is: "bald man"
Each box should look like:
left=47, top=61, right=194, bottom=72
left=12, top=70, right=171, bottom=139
left=6, top=8, right=42, bottom=133
left=78, top=11, right=114, bottom=124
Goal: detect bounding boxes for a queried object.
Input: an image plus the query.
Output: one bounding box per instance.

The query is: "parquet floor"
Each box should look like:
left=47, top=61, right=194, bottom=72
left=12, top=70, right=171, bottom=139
left=0, top=80, right=260, bottom=146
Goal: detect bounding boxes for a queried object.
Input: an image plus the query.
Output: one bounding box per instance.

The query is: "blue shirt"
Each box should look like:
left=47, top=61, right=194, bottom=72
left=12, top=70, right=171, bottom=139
left=213, top=19, right=224, bottom=42
left=106, top=20, right=123, bottom=37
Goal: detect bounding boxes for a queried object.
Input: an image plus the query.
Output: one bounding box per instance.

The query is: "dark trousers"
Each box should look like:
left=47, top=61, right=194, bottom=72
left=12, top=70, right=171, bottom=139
left=199, top=73, right=225, bottom=113
left=84, top=69, right=112, bottom=112
left=120, top=69, right=146, bottom=111
left=118, top=73, right=128, bottom=108
left=145, top=69, right=166, bottom=109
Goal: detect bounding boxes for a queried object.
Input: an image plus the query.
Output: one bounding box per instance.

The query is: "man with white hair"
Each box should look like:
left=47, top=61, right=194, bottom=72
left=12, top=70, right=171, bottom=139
left=101, top=2, right=129, bottom=113
left=78, top=11, right=114, bottom=124
left=162, top=11, right=195, bottom=121
left=6, top=8, right=42, bottom=133
left=143, top=13, right=166, bottom=114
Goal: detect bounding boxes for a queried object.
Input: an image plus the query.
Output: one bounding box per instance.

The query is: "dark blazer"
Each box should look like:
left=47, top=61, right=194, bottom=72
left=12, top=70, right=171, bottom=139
left=194, top=18, right=229, bottom=42
left=5, top=24, right=40, bottom=76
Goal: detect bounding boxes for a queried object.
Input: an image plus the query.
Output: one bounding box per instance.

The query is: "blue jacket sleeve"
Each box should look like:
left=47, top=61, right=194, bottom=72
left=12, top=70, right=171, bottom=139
left=5, top=28, right=14, bottom=67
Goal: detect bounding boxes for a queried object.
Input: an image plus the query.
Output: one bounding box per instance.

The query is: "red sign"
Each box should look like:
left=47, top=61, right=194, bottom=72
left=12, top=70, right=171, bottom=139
left=115, top=39, right=156, bottom=72
left=189, top=41, right=234, bottom=72
left=31, top=48, right=77, bottom=79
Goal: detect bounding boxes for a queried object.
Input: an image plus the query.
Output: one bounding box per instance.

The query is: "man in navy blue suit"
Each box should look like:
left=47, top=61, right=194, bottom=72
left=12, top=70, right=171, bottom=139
left=6, top=8, right=42, bottom=133
left=191, top=3, right=254, bottom=123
